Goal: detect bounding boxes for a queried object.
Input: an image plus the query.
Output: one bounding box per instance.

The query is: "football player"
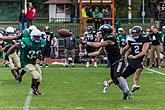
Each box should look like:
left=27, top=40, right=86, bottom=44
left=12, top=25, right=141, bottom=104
left=103, top=26, right=150, bottom=93
left=79, top=24, right=132, bottom=100
left=82, top=26, right=98, bottom=68
left=40, top=26, right=55, bottom=67
left=3, top=27, right=21, bottom=81
left=5, top=29, right=46, bottom=95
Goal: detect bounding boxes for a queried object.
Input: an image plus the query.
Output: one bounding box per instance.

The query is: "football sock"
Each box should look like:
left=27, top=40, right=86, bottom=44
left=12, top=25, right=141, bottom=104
left=11, top=69, right=18, bottom=79
left=20, top=69, right=26, bottom=77
left=118, top=77, right=129, bottom=93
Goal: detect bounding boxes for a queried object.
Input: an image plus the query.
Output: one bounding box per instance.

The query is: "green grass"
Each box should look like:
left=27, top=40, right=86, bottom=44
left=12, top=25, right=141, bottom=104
left=0, top=64, right=165, bottom=110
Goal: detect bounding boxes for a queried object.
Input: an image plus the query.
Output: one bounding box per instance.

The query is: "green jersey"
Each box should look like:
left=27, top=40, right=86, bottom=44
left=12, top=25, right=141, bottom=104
left=3, top=39, right=16, bottom=53
left=19, top=38, right=46, bottom=67
left=159, top=32, right=165, bottom=43
left=116, top=33, right=126, bottom=47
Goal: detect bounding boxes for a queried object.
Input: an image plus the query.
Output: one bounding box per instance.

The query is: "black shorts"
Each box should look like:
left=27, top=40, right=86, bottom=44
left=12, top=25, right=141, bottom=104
left=86, top=46, right=96, bottom=53
left=122, top=59, right=143, bottom=79
left=128, top=59, right=143, bottom=69
left=110, top=59, right=125, bottom=85
left=42, top=47, right=51, bottom=58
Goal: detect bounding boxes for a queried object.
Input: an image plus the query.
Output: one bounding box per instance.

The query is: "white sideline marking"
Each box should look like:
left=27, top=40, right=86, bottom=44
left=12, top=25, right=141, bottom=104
left=146, top=68, right=165, bottom=76
left=23, top=89, right=33, bottom=110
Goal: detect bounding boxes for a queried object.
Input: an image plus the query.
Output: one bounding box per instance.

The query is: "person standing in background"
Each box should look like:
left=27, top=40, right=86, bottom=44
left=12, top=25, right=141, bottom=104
left=64, top=34, right=76, bottom=67
left=27, top=2, right=36, bottom=28
left=149, top=27, right=162, bottom=68
left=19, top=9, right=27, bottom=32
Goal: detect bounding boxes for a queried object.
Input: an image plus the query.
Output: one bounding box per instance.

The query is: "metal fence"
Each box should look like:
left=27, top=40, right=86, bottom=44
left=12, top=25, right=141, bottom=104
left=32, top=18, right=155, bottom=36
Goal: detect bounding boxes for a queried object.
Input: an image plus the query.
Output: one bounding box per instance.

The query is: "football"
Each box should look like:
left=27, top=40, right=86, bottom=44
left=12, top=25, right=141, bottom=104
left=58, top=29, right=72, bottom=38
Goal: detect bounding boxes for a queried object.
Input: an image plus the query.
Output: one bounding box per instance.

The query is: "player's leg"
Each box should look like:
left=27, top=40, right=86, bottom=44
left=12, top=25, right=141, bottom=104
left=7, top=54, right=18, bottom=81
left=64, top=49, right=69, bottom=67
left=24, top=64, right=41, bottom=95
left=132, top=68, right=142, bottom=92
left=45, top=47, right=51, bottom=67
left=71, top=49, right=75, bottom=67
left=34, top=64, right=42, bottom=95
left=113, top=61, right=132, bottom=99
left=12, top=52, right=21, bottom=75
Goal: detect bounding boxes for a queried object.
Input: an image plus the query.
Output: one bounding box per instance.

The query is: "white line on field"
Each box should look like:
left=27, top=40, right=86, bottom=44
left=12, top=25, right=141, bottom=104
left=145, top=68, right=165, bottom=76
left=23, top=88, right=33, bottom=110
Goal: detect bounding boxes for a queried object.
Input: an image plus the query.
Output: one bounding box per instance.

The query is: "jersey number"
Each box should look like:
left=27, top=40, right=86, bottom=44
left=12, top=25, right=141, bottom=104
left=134, top=45, right=140, bottom=54
left=27, top=50, right=41, bottom=59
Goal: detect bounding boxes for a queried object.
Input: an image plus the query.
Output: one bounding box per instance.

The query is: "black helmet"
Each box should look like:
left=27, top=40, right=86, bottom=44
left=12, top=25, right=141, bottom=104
left=131, top=26, right=142, bottom=34
left=44, top=26, right=50, bottom=31
left=87, top=26, right=93, bottom=32
left=98, top=24, right=112, bottom=36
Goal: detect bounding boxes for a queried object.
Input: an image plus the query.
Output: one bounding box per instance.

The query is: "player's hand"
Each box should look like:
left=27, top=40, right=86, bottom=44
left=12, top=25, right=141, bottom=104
left=128, top=55, right=136, bottom=59
left=5, top=54, right=9, bottom=61
left=79, top=52, right=88, bottom=57
left=80, top=39, right=87, bottom=44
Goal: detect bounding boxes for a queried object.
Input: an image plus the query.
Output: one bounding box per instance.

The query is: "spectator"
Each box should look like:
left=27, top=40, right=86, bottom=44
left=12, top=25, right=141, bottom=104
left=27, top=2, right=36, bottom=28
left=64, top=34, right=76, bottom=67
left=158, top=3, right=165, bottom=31
left=154, top=4, right=161, bottom=28
left=93, top=7, right=102, bottom=31
left=19, top=9, right=27, bottom=32
left=87, top=7, right=93, bottom=26
left=102, top=8, right=112, bottom=25
left=81, top=5, right=88, bottom=32
left=149, top=27, right=162, bottom=68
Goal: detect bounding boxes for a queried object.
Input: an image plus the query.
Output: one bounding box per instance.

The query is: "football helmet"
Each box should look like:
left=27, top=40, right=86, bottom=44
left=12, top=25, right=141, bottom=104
left=162, top=26, right=165, bottom=31
left=29, top=25, right=37, bottom=33
left=30, top=29, right=42, bottom=43
left=0, top=28, right=6, bottom=35
left=98, top=24, right=112, bottom=36
left=87, top=26, right=93, bottom=33
left=118, top=28, right=124, bottom=34
left=131, top=26, right=143, bottom=37
left=6, top=26, right=15, bottom=35
left=44, top=26, right=50, bottom=31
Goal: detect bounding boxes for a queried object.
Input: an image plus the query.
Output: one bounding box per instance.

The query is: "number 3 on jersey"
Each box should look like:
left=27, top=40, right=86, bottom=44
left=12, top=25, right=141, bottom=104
left=134, top=45, right=140, bottom=54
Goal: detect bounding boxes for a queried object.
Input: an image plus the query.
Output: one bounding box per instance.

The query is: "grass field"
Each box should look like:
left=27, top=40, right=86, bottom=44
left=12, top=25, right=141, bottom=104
left=0, top=64, right=165, bottom=110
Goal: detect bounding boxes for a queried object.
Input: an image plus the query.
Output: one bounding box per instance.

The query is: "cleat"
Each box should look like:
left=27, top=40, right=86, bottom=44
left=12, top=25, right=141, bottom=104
left=64, top=65, right=68, bottom=68
left=39, top=64, right=43, bottom=68
left=32, top=88, right=39, bottom=95
left=45, top=64, right=48, bottom=68
left=131, top=85, right=140, bottom=92
left=72, top=65, right=75, bottom=67
left=158, top=66, right=161, bottom=68
left=17, top=76, right=22, bottom=83
left=36, top=90, right=42, bottom=95
left=122, top=91, right=132, bottom=100
left=103, top=80, right=109, bottom=93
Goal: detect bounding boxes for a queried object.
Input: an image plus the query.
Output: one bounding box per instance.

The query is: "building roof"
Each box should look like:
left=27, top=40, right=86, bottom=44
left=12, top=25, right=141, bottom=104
left=45, top=0, right=72, bottom=4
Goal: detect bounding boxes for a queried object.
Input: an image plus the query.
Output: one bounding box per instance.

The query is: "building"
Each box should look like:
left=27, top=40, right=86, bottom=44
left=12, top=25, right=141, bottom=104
left=45, top=0, right=78, bottom=22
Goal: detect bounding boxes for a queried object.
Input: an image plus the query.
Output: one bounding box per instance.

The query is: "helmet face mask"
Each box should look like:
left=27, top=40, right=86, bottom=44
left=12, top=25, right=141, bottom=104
left=6, top=26, right=15, bottom=35
left=30, top=29, right=41, bottom=43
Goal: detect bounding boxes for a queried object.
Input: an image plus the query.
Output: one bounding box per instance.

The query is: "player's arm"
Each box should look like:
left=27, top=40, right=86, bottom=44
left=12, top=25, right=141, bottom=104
left=87, top=40, right=114, bottom=48
left=5, top=43, right=21, bottom=59
left=0, top=36, right=17, bottom=41
left=121, top=44, right=130, bottom=56
left=132, top=42, right=150, bottom=59
left=88, top=47, right=104, bottom=57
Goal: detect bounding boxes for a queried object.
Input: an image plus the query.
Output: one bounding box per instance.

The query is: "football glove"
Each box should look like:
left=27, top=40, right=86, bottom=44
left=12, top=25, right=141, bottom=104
left=79, top=52, right=88, bottom=57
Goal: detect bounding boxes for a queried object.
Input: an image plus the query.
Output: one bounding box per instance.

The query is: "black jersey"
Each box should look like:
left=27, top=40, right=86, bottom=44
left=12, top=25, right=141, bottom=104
left=83, top=31, right=96, bottom=42
left=104, top=34, right=122, bottom=64
left=45, top=32, right=54, bottom=47
left=127, top=34, right=150, bottom=61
